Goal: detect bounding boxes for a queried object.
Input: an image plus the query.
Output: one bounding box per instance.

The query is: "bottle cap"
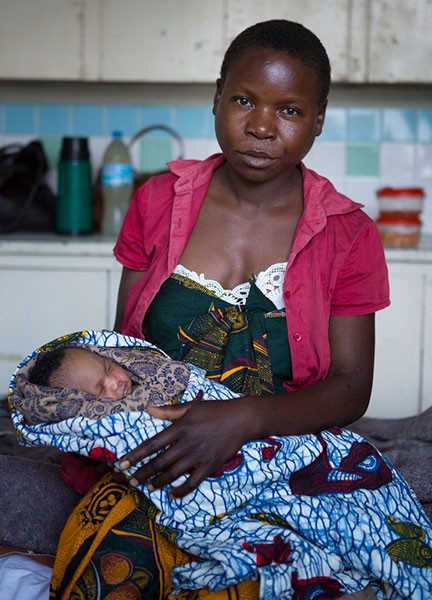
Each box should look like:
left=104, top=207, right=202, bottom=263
left=112, top=130, right=123, bottom=138
left=60, top=137, right=90, bottom=160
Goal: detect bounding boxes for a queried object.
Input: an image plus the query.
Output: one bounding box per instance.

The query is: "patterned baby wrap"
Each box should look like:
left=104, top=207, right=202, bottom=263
left=8, top=330, right=432, bottom=599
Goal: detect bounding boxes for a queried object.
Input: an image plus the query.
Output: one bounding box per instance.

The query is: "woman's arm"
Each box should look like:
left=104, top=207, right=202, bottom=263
left=119, top=313, right=376, bottom=497
left=113, top=267, right=146, bottom=332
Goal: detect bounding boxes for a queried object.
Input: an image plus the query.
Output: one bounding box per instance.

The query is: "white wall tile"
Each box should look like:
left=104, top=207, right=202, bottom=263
left=380, top=143, right=416, bottom=181
left=416, top=144, right=432, bottom=179
left=344, top=178, right=381, bottom=219
left=183, top=138, right=221, bottom=160
left=304, top=141, right=346, bottom=177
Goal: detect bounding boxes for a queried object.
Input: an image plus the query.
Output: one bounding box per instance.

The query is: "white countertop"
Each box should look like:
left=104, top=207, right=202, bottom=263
left=0, top=233, right=117, bottom=257
left=1, top=233, right=432, bottom=263
left=383, top=234, right=432, bottom=263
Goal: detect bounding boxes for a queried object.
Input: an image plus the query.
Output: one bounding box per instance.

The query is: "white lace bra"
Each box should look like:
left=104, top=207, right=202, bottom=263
left=173, top=262, right=287, bottom=310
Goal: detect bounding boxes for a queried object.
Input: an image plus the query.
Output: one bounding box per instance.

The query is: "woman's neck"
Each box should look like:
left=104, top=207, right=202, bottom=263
left=215, top=161, right=304, bottom=211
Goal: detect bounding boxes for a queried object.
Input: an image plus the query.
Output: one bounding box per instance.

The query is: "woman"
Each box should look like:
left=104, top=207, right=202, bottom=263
left=113, top=19, right=389, bottom=500
left=52, top=19, right=398, bottom=600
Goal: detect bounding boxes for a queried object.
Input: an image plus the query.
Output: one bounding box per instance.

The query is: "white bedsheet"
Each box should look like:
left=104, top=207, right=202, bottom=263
left=0, top=553, right=51, bottom=600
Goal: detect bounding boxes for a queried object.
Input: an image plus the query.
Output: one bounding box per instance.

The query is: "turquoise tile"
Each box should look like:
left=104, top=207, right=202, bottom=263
left=40, top=136, right=62, bottom=169
left=418, top=109, right=432, bottom=143
left=320, top=107, right=347, bottom=141
left=4, top=103, right=36, bottom=134
left=72, top=104, right=104, bottom=136
left=140, top=106, right=174, bottom=131
left=106, top=105, right=139, bottom=136
left=382, top=108, right=416, bottom=142
left=174, top=106, right=213, bottom=138
left=347, top=108, right=381, bottom=141
left=139, top=136, right=172, bottom=173
left=346, top=143, right=380, bottom=176
left=39, top=104, right=70, bottom=136
left=0, top=104, right=4, bottom=133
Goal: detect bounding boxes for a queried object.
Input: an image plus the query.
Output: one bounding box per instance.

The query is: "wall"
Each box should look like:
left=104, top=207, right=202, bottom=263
left=1, top=81, right=432, bottom=235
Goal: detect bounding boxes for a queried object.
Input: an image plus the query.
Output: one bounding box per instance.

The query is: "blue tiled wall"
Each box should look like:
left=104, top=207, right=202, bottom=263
left=2, top=102, right=431, bottom=142
left=0, top=102, right=216, bottom=139
left=1, top=101, right=431, bottom=160
left=1, top=102, right=432, bottom=234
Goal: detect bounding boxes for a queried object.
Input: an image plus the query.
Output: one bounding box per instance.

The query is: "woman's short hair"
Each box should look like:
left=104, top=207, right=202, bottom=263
left=220, top=19, right=331, bottom=105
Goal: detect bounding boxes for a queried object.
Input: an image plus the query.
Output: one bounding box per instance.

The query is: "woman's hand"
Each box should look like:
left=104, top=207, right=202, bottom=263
left=118, top=397, right=253, bottom=498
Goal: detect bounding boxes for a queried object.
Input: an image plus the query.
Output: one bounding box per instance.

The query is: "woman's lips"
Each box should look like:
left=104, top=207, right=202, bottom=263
left=239, top=151, right=277, bottom=168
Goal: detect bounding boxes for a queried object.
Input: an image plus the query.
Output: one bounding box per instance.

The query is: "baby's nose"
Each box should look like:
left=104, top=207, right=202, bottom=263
left=106, top=372, right=119, bottom=389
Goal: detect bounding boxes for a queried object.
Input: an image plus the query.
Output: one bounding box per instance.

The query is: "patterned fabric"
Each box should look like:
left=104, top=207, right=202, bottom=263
left=8, top=330, right=432, bottom=599
left=50, top=472, right=259, bottom=600
left=144, top=275, right=292, bottom=394
left=10, top=340, right=191, bottom=425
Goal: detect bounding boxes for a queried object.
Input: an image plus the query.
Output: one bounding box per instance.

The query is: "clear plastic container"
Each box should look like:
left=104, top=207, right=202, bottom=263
left=376, top=187, right=424, bottom=216
left=376, top=214, right=422, bottom=248
left=101, top=131, right=134, bottom=237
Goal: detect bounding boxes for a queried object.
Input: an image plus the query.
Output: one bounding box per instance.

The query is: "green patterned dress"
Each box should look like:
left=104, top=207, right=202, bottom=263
left=144, top=269, right=292, bottom=396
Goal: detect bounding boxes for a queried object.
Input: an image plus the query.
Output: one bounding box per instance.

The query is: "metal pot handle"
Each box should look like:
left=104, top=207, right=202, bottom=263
left=128, top=124, right=185, bottom=160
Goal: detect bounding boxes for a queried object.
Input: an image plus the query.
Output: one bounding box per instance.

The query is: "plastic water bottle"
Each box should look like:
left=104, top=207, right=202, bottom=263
left=101, top=131, right=134, bottom=237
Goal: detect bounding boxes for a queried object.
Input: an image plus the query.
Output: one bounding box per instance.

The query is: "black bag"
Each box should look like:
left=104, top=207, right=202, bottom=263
left=0, top=140, right=56, bottom=233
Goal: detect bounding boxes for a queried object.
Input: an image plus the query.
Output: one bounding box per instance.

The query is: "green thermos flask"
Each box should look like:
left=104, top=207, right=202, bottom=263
left=56, top=137, right=93, bottom=234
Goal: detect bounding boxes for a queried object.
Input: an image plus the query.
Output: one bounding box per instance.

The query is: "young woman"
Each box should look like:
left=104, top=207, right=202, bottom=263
left=113, top=20, right=389, bottom=501
left=52, top=20, right=404, bottom=600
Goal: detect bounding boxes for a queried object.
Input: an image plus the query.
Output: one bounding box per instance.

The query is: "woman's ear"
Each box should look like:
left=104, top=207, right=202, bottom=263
left=212, top=78, right=223, bottom=116
left=315, top=100, right=328, bottom=137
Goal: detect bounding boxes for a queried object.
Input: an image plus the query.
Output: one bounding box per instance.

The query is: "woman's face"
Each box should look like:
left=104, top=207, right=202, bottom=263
left=213, top=48, right=327, bottom=184
left=59, top=349, right=133, bottom=399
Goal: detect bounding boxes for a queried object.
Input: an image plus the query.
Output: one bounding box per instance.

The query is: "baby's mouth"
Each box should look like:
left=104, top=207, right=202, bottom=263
left=118, top=382, right=131, bottom=398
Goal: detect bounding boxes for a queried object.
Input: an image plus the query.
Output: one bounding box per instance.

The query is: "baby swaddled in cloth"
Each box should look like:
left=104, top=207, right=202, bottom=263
left=13, top=336, right=234, bottom=426
left=8, top=330, right=432, bottom=599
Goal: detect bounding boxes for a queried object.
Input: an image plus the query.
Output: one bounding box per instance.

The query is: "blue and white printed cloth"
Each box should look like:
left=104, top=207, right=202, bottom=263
left=8, top=330, right=432, bottom=599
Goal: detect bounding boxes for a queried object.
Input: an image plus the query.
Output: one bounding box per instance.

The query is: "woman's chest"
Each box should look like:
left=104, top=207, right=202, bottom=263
left=180, top=202, right=299, bottom=288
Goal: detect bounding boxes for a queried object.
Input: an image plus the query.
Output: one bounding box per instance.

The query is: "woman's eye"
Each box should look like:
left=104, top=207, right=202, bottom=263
left=281, top=107, right=298, bottom=116
left=235, top=97, right=252, bottom=107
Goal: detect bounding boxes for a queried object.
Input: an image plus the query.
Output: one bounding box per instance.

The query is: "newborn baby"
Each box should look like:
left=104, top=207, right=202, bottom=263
left=29, top=346, right=135, bottom=400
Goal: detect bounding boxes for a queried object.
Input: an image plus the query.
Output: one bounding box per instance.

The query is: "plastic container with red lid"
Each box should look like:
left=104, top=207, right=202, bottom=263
left=376, top=213, right=422, bottom=248
left=376, top=187, right=425, bottom=215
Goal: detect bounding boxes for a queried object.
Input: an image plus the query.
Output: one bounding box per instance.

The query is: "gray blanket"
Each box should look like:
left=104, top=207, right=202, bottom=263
left=1, top=402, right=432, bottom=555
left=348, top=407, right=432, bottom=520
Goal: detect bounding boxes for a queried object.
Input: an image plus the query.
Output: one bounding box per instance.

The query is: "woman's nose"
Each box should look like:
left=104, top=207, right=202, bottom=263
left=247, top=107, right=276, bottom=139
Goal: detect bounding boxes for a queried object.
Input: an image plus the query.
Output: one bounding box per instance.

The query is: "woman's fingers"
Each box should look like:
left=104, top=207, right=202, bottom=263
left=146, top=455, right=198, bottom=493
left=168, top=466, right=207, bottom=499
left=130, top=452, right=207, bottom=499
left=130, top=441, right=182, bottom=483
left=145, top=403, right=189, bottom=421
left=118, top=399, right=250, bottom=494
left=119, top=404, right=192, bottom=470
left=118, top=425, right=177, bottom=470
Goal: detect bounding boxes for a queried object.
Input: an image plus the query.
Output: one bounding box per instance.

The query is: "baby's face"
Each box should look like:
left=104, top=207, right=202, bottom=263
left=62, top=349, right=132, bottom=399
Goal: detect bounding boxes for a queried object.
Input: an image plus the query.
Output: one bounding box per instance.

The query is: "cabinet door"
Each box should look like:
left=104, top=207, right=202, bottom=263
left=99, top=0, right=224, bottom=82
left=368, top=0, right=432, bottom=83
left=369, top=263, right=423, bottom=418
left=225, top=0, right=360, bottom=82
left=107, top=267, right=122, bottom=329
left=0, top=268, right=108, bottom=391
left=0, top=0, right=98, bottom=80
